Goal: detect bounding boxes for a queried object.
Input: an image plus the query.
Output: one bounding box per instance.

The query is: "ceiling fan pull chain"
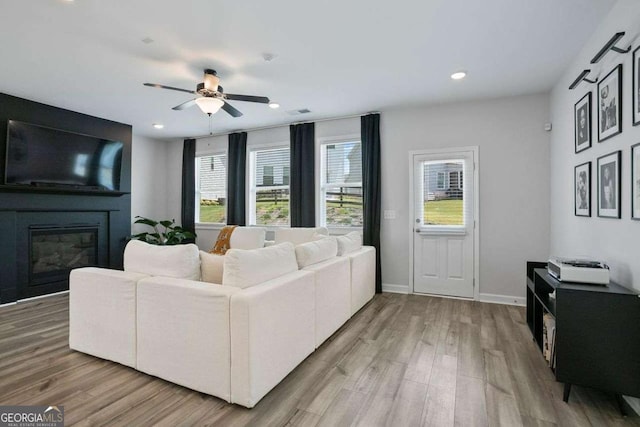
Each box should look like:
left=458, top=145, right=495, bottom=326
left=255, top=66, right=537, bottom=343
left=209, top=113, right=213, bottom=135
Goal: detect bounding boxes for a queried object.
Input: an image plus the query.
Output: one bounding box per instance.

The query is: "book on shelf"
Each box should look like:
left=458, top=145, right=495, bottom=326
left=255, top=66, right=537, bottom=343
left=542, top=313, right=556, bottom=366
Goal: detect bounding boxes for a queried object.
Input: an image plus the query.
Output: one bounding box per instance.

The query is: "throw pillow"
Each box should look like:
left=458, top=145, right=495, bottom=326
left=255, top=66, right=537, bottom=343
left=124, top=240, right=200, bottom=280
left=200, top=251, right=224, bottom=284
left=222, top=242, right=298, bottom=289
left=336, top=231, right=362, bottom=256
left=295, top=237, right=338, bottom=268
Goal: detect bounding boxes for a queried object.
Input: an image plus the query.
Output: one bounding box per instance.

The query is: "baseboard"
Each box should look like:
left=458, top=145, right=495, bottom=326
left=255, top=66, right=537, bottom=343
left=624, top=396, right=640, bottom=417
left=479, top=293, right=525, bottom=306
left=0, top=290, right=70, bottom=307
left=382, top=283, right=409, bottom=294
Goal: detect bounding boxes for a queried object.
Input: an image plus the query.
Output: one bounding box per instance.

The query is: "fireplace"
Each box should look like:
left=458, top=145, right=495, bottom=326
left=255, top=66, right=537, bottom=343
left=6, top=211, right=112, bottom=301
left=29, top=225, right=99, bottom=286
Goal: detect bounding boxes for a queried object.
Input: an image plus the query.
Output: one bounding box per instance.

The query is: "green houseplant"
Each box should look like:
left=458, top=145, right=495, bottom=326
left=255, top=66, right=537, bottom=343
left=130, top=216, right=196, bottom=245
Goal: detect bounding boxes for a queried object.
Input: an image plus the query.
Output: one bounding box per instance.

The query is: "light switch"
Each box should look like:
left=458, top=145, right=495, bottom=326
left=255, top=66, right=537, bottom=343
left=384, top=210, right=396, bottom=220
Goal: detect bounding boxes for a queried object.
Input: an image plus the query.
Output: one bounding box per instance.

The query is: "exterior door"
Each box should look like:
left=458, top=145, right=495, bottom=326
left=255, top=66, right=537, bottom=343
left=412, top=149, right=475, bottom=298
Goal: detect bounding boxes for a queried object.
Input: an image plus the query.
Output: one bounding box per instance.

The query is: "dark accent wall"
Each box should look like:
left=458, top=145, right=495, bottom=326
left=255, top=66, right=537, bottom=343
left=0, top=92, right=132, bottom=304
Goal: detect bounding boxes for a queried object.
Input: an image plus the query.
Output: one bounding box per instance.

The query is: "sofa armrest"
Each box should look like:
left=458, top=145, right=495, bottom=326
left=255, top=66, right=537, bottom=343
left=136, top=277, right=239, bottom=401
left=69, top=267, right=149, bottom=368
left=345, top=246, right=376, bottom=315
left=230, top=270, right=315, bottom=407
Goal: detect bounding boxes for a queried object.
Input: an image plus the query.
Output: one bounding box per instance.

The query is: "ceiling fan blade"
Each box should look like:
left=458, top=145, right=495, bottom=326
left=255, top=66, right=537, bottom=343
left=172, top=99, right=197, bottom=111
left=144, top=83, right=196, bottom=94
left=222, top=101, right=243, bottom=117
left=224, top=94, right=270, bottom=104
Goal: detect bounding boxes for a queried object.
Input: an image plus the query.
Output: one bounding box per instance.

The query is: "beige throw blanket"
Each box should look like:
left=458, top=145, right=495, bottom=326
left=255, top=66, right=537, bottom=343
left=210, top=225, right=237, bottom=255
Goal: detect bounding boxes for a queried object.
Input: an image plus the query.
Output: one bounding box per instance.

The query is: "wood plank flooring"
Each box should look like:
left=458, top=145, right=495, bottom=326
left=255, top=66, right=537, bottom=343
left=1, top=293, right=638, bottom=426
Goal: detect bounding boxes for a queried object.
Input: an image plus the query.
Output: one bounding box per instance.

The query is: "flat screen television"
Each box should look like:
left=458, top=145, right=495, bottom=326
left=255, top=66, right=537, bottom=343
left=4, top=120, right=123, bottom=192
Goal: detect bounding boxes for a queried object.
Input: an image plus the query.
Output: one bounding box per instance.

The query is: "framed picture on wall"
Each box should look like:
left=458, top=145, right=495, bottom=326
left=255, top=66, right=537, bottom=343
left=597, top=150, right=621, bottom=218
left=598, top=64, right=622, bottom=142
left=632, top=143, right=640, bottom=220
left=573, top=162, right=591, bottom=216
left=575, top=162, right=591, bottom=217
left=633, top=46, right=640, bottom=126
left=575, top=92, right=591, bottom=153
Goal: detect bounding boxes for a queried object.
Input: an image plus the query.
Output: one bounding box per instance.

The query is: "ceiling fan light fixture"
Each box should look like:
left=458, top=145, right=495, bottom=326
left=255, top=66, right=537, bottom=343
left=268, top=101, right=280, bottom=109
left=195, top=97, right=224, bottom=115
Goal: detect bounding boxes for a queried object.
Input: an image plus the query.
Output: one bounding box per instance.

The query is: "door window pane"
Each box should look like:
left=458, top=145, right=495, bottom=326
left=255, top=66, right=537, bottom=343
left=423, top=160, right=464, bottom=226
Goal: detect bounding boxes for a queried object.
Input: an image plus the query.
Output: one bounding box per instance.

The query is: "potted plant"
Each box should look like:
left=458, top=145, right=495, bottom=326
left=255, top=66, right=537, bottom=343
left=130, top=216, right=196, bottom=245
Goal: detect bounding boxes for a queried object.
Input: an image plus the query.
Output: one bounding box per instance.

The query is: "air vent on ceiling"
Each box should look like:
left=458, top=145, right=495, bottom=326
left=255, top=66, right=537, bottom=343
left=286, top=108, right=311, bottom=116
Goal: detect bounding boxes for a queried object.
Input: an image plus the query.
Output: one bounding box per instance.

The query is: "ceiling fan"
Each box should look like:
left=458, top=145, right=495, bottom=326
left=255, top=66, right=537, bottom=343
left=144, top=69, right=270, bottom=118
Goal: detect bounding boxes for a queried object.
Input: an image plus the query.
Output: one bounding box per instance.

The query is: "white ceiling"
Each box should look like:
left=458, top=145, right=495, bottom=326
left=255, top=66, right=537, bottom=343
left=0, top=0, right=616, bottom=139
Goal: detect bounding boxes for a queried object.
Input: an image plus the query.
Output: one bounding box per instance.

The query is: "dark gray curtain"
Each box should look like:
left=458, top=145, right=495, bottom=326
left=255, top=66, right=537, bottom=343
left=181, top=138, right=196, bottom=237
left=290, top=122, right=315, bottom=227
left=227, top=132, right=247, bottom=225
left=361, top=114, right=382, bottom=293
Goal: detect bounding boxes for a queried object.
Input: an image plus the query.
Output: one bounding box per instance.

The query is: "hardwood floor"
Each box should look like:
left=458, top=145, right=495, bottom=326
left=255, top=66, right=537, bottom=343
left=1, top=292, right=638, bottom=426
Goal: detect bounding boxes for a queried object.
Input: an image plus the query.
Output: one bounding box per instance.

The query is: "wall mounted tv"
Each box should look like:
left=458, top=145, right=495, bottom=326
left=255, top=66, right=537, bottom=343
left=4, top=120, right=123, bottom=192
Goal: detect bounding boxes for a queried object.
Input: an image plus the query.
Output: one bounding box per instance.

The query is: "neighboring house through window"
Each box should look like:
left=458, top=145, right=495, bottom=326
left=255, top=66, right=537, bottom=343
left=196, top=153, right=227, bottom=224
left=320, top=140, right=363, bottom=227
left=249, top=146, right=290, bottom=226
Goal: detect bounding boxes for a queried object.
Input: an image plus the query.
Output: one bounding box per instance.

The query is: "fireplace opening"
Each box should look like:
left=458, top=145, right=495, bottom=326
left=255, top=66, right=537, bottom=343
left=29, top=225, right=99, bottom=286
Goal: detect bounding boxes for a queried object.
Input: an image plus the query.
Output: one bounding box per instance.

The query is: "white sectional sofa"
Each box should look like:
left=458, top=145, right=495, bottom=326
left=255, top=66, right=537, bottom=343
left=69, top=227, right=375, bottom=408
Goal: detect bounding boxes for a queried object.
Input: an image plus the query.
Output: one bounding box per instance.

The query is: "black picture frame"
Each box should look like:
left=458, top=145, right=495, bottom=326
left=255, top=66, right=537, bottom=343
left=597, top=64, right=623, bottom=142
left=597, top=150, right=621, bottom=218
left=574, top=162, right=591, bottom=217
left=632, top=143, right=640, bottom=220
left=633, top=46, right=640, bottom=126
left=574, top=92, right=591, bottom=153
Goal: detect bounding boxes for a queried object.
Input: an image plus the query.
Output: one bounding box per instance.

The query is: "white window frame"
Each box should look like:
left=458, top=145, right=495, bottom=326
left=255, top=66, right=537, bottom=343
left=318, top=136, right=363, bottom=230
left=248, top=143, right=290, bottom=227
left=195, top=151, right=228, bottom=226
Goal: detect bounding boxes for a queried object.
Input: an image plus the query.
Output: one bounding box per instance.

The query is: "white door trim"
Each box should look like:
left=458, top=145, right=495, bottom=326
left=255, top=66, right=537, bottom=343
left=408, top=146, right=480, bottom=300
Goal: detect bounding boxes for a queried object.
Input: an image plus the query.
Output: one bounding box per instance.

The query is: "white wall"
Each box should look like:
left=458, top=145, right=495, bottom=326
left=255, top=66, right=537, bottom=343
left=381, top=94, right=551, bottom=300
left=550, top=0, right=640, bottom=291
left=165, top=138, right=184, bottom=225
left=130, top=135, right=170, bottom=234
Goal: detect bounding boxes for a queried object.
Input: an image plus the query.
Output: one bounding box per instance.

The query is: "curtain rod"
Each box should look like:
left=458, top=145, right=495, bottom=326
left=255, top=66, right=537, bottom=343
left=190, top=111, right=380, bottom=140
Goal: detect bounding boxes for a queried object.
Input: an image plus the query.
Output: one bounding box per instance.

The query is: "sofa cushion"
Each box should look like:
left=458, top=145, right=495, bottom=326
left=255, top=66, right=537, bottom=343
left=274, top=227, right=328, bottom=246
left=223, top=242, right=298, bottom=289
left=295, top=237, right=338, bottom=268
left=124, top=240, right=201, bottom=280
left=230, top=227, right=267, bottom=250
left=336, top=231, right=363, bottom=256
left=200, top=251, right=224, bottom=284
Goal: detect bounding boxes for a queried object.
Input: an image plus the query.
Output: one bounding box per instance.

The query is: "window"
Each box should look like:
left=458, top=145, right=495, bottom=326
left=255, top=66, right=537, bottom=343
left=422, top=160, right=464, bottom=226
left=320, top=140, right=363, bottom=227
left=250, top=147, right=290, bottom=226
left=196, top=153, right=227, bottom=224
left=437, top=172, right=446, bottom=190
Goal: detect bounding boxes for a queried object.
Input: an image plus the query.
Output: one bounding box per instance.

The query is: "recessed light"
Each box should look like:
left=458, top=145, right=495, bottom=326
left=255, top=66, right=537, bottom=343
left=268, top=102, right=280, bottom=109
left=451, top=71, right=467, bottom=80
left=152, top=123, right=164, bottom=129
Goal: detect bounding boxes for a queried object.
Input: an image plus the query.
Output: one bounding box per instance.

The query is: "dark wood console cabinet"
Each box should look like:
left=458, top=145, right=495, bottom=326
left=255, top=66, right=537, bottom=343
left=526, top=262, right=640, bottom=411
